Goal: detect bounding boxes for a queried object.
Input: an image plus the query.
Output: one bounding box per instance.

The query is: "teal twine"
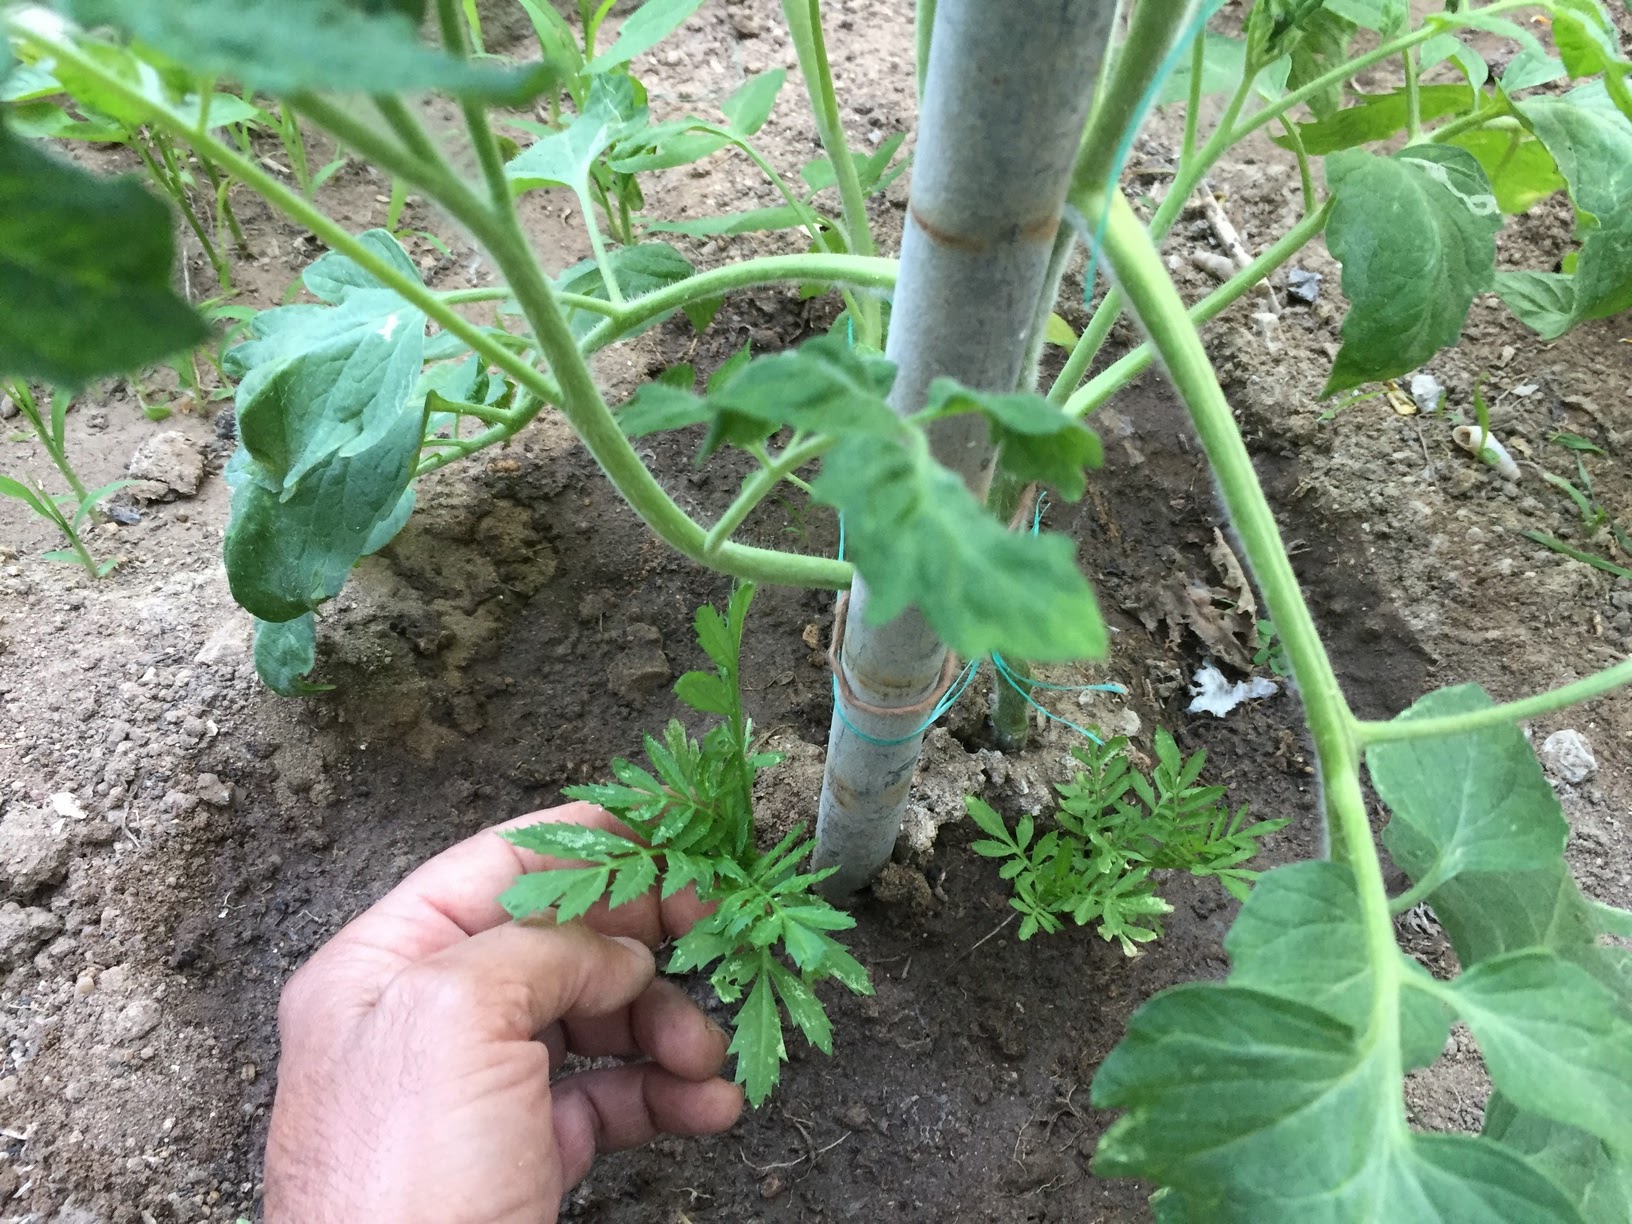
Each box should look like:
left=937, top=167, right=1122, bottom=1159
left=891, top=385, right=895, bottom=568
left=1077, top=0, right=1228, bottom=303
left=832, top=494, right=1126, bottom=748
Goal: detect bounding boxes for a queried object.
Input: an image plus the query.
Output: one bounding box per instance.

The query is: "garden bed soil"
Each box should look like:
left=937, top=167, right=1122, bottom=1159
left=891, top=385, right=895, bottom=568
left=3, top=1, right=1631, bottom=1220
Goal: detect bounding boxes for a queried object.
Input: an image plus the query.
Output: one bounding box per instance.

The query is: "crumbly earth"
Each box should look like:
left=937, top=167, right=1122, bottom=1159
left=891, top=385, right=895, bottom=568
left=3, top=2, right=1630, bottom=1221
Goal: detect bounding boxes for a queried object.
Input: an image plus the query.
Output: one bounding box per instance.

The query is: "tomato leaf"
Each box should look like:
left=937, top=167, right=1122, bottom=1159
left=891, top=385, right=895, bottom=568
left=1497, top=86, right=1632, bottom=339
left=1092, top=984, right=1584, bottom=1223
left=1323, top=145, right=1500, bottom=393
left=252, top=614, right=332, bottom=697
left=0, top=126, right=205, bottom=383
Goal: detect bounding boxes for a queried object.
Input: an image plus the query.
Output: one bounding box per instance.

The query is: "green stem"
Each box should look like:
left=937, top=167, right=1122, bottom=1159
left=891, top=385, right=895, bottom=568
left=1048, top=283, right=1122, bottom=405
left=1071, top=0, right=1191, bottom=200
left=374, top=96, right=445, bottom=168
left=1098, top=187, right=1402, bottom=1080
left=438, top=286, right=513, bottom=304
left=1021, top=226, right=1076, bottom=393
left=197, top=156, right=250, bottom=253
left=1388, top=868, right=1451, bottom=916
left=579, top=253, right=897, bottom=352
left=139, top=132, right=228, bottom=290
left=10, top=383, right=88, bottom=500
left=1356, top=657, right=1632, bottom=746
left=1426, top=104, right=1516, bottom=146
left=434, top=0, right=526, bottom=217
left=1064, top=200, right=1331, bottom=419
left=25, top=33, right=854, bottom=592
left=703, top=435, right=833, bottom=555
left=781, top=0, right=879, bottom=346
left=1278, top=116, right=1316, bottom=215
left=915, top=0, right=936, bottom=101
left=1403, top=48, right=1423, bottom=141
left=1183, top=23, right=1205, bottom=166
left=578, top=185, right=626, bottom=304
left=307, top=84, right=844, bottom=589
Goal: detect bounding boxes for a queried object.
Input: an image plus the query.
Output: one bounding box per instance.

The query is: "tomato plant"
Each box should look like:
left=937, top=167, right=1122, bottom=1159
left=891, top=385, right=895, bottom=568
left=5, top=0, right=1632, bottom=1216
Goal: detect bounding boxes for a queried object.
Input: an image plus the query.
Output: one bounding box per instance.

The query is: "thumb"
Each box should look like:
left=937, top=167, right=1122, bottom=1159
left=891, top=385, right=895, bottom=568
left=385, top=918, right=657, bottom=1041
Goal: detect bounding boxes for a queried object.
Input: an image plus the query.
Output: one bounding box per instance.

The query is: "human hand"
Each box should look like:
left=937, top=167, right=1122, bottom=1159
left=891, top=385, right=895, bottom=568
left=264, top=803, right=745, bottom=1223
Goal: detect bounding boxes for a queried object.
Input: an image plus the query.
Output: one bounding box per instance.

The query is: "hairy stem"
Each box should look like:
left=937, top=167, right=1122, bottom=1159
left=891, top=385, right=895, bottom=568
left=580, top=253, right=897, bottom=351
left=704, top=435, right=833, bottom=555
left=1356, top=657, right=1632, bottom=745
left=1098, top=187, right=1403, bottom=1089
left=781, top=0, right=880, bottom=346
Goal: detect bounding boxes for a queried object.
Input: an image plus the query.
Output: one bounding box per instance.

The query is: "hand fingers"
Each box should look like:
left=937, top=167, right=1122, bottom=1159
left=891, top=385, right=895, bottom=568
left=324, top=806, right=715, bottom=980
left=385, top=918, right=656, bottom=1042
left=553, top=1065, right=745, bottom=1189
left=559, top=978, right=731, bottom=1080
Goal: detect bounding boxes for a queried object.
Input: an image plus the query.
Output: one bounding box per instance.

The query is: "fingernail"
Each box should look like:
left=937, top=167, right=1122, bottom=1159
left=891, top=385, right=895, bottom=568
left=613, top=935, right=654, bottom=962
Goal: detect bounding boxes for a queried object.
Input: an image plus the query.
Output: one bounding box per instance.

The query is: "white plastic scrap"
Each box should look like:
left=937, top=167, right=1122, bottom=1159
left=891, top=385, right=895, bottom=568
left=1186, top=665, right=1278, bottom=717
left=1409, top=372, right=1444, bottom=415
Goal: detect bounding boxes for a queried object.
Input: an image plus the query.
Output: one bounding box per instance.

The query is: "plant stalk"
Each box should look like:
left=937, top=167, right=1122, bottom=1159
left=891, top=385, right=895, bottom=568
left=813, top=0, right=1116, bottom=895
left=1096, top=186, right=1404, bottom=1090
left=780, top=0, right=880, bottom=347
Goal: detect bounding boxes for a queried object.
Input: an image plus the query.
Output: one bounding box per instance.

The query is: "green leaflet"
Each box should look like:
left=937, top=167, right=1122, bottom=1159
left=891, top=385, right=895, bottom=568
left=800, top=133, right=908, bottom=196
left=225, top=416, right=419, bottom=622
left=1443, top=950, right=1632, bottom=1154
left=1497, top=86, right=1632, bottom=339
left=814, top=431, right=1106, bottom=662
left=59, top=0, right=545, bottom=100
left=252, top=614, right=332, bottom=696
left=1283, top=10, right=1360, bottom=119
left=1273, top=85, right=1473, bottom=157
left=505, top=587, right=868, bottom=1106
left=1323, top=145, right=1501, bottom=394
left=1158, top=34, right=1250, bottom=105
left=614, top=334, right=1106, bottom=661
left=1368, top=686, right=1568, bottom=891
left=1448, top=130, right=1566, bottom=215
left=222, top=230, right=424, bottom=629
left=921, top=380, right=1102, bottom=501
left=585, top=0, right=705, bottom=72
left=608, top=70, right=787, bottom=173
left=1093, top=680, right=1630, bottom=1217
left=505, top=73, right=647, bottom=197
left=1225, top=861, right=1450, bottom=1070
left=0, top=124, right=205, bottom=383
left=1092, top=985, right=1581, bottom=1223
left=1485, top=1095, right=1632, bottom=1224
left=1494, top=270, right=1579, bottom=340
left=727, top=971, right=785, bottom=1109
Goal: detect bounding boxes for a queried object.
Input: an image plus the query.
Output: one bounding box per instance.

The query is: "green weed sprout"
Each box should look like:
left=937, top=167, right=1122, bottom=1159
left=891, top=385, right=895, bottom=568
left=1, top=382, right=127, bottom=577
left=967, top=729, right=1285, bottom=949
left=498, top=585, right=871, bottom=1107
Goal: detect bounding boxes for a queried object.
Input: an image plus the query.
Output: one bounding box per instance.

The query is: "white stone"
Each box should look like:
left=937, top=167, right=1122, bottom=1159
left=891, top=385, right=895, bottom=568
left=1539, top=729, right=1597, bottom=785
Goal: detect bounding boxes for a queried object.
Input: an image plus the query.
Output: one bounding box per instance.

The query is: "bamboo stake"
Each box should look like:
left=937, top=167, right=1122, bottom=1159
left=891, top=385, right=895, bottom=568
left=812, top=0, right=1116, bottom=895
